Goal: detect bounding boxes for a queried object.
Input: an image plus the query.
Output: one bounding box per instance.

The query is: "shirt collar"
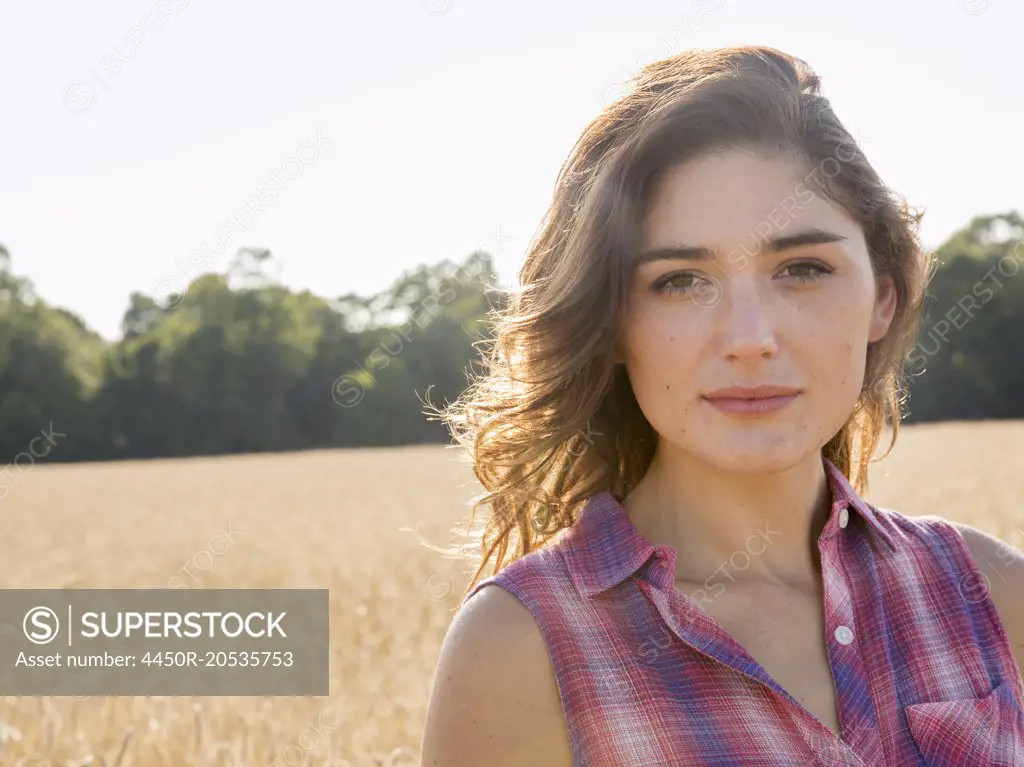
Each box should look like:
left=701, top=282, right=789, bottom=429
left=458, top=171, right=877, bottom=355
left=564, top=456, right=898, bottom=599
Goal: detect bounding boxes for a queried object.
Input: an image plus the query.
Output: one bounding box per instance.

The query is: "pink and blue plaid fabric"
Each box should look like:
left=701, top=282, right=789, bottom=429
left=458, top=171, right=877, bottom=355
left=462, top=458, right=1024, bottom=766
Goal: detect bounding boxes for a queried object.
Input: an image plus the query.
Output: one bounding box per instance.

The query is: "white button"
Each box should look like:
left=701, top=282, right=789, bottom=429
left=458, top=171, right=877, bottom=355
left=834, top=625, right=854, bottom=645
left=838, top=508, right=849, bottom=529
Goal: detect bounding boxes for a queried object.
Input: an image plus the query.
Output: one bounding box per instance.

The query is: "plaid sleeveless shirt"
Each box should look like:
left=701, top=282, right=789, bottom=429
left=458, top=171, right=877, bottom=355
left=461, top=458, right=1024, bottom=766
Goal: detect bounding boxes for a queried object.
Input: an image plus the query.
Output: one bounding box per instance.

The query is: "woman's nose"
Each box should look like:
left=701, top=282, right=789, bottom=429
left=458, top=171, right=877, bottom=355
left=717, top=279, right=779, bottom=360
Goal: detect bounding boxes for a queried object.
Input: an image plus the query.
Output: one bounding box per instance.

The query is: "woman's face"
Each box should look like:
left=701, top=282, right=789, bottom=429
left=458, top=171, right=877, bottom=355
left=621, top=148, right=897, bottom=473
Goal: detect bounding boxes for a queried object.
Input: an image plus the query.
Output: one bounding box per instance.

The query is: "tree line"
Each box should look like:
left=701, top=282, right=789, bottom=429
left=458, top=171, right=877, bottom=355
left=1, top=212, right=1021, bottom=466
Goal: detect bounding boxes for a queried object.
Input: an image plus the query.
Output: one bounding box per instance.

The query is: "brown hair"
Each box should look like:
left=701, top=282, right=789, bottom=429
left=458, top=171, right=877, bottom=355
left=434, top=45, right=934, bottom=599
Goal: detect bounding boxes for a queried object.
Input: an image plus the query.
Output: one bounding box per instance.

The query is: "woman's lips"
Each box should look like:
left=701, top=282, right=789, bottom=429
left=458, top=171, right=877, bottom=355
left=700, top=387, right=802, bottom=417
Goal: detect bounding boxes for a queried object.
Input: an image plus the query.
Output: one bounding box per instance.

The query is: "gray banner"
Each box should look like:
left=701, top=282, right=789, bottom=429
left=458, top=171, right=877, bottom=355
left=0, top=589, right=329, bottom=695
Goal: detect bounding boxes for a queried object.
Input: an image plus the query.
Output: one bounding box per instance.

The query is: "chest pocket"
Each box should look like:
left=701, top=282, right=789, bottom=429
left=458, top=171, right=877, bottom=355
left=903, top=680, right=1024, bottom=767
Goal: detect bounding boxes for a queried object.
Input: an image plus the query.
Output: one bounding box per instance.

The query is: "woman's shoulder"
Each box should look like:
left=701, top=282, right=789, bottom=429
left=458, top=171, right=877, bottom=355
left=866, top=500, right=1024, bottom=590
left=868, top=502, right=1015, bottom=551
left=853, top=501, right=1019, bottom=589
left=866, top=502, right=977, bottom=546
left=868, top=503, right=1024, bottom=673
left=422, top=582, right=574, bottom=767
left=459, top=529, right=580, bottom=609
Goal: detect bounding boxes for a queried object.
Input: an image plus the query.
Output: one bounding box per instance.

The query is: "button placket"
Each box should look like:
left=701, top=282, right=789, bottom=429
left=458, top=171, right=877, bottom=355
left=817, top=522, right=885, bottom=765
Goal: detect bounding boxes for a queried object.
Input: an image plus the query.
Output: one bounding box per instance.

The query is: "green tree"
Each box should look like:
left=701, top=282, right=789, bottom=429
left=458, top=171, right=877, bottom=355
left=0, top=245, right=105, bottom=462
left=905, top=212, right=1024, bottom=421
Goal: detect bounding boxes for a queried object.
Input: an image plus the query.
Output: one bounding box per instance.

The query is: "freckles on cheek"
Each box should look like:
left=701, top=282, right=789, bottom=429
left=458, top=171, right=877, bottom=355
left=635, top=326, right=679, bottom=394
left=829, top=339, right=862, bottom=395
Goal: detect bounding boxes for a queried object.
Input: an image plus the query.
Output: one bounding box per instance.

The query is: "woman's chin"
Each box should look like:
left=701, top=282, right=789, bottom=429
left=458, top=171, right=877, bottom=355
left=696, top=439, right=813, bottom=474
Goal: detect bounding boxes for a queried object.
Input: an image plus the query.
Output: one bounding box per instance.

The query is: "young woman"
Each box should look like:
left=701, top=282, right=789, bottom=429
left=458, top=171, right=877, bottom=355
left=421, top=45, right=1024, bottom=766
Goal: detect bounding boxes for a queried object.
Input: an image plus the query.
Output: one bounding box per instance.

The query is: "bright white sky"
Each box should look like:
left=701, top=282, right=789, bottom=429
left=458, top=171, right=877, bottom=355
left=1, top=0, right=1019, bottom=340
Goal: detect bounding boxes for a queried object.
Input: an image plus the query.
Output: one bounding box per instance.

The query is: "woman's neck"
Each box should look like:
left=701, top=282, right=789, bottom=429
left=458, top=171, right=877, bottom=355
left=621, top=449, right=833, bottom=591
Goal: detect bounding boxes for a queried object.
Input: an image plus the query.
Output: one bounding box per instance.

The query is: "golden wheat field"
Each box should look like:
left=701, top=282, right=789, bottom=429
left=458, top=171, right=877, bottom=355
left=0, top=420, right=1022, bottom=766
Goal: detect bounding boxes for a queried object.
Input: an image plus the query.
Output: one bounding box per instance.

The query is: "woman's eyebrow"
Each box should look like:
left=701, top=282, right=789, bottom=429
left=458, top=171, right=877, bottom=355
left=633, top=228, right=848, bottom=266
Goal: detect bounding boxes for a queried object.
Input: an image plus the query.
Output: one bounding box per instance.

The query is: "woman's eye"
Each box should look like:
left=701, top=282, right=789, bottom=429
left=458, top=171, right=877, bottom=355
left=777, top=261, right=832, bottom=282
left=652, top=271, right=713, bottom=296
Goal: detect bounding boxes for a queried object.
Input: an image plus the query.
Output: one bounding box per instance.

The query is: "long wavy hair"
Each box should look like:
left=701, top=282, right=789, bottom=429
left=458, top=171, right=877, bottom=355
left=435, top=45, right=934, bottom=600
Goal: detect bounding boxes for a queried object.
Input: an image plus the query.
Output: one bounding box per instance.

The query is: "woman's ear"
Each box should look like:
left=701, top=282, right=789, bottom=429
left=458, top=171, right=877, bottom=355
left=868, top=274, right=898, bottom=343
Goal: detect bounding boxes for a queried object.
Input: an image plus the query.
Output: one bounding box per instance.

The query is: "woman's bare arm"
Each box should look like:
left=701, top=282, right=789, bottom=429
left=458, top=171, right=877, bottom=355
left=421, top=584, right=574, bottom=767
